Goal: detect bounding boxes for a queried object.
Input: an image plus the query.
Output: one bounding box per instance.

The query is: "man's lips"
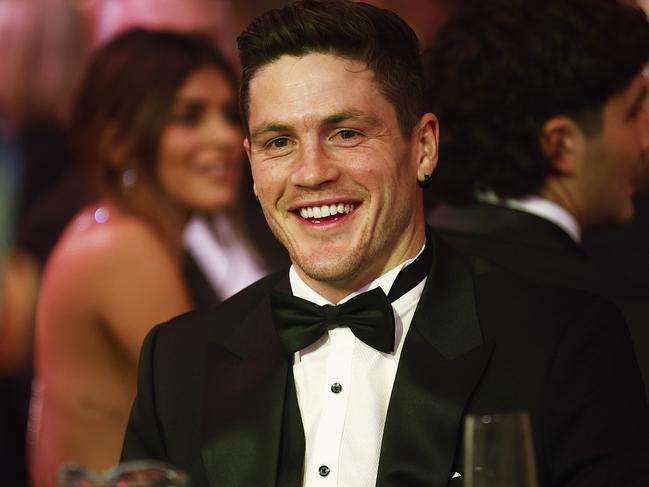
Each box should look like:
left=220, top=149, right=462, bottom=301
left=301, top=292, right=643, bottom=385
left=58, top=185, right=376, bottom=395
left=290, top=200, right=360, bottom=223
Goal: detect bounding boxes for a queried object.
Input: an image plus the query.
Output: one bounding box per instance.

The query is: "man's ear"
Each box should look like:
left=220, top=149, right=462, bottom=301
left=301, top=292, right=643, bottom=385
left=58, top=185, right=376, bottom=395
left=243, top=137, right=252, bottom=161
left=540, top=116, right=584, bottom=176
left=243, top=138, right=258, bottom=200
left=415, top=113, right=439, bottom=185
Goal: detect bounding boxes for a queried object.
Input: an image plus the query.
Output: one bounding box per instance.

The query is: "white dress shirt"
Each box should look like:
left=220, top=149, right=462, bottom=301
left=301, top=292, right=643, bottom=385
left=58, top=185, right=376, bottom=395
left=288, top=246, right=427, bottom=487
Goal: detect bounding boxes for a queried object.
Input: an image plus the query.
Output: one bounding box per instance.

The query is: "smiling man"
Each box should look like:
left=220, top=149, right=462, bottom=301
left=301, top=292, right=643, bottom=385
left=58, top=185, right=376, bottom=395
left=243, top=52, right=434, bottom=303
left=122, top=1, right=649, bottom=486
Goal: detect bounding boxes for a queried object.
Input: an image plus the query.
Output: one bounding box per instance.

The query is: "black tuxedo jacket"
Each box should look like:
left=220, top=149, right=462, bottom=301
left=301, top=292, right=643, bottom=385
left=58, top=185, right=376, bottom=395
left=122, top=234, right=649, bottom=487
left=428, top=203, right=649, bottom=397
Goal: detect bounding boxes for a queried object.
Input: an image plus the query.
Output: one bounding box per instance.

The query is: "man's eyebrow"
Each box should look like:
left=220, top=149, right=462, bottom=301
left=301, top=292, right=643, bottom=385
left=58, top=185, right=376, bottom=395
left=249, top=110, right=381, bottom=141
left=250, top=122, right=293, bottom=141
left=627, top=85, right=648, bottom=119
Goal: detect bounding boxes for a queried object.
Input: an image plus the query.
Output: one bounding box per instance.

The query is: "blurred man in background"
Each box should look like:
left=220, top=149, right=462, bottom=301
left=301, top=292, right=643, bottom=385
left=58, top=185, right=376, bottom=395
left=425, top=0, right=649, bottom=393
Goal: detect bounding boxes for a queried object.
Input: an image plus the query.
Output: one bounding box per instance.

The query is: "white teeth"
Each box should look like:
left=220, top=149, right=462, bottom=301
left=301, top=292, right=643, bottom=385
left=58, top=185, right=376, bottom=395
left=297, top=203, right=357, bottom=220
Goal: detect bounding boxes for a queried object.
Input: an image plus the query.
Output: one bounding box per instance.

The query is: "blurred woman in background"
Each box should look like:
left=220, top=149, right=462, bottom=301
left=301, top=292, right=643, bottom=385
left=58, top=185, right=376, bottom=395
left=28, top=29, right=262, bottom=486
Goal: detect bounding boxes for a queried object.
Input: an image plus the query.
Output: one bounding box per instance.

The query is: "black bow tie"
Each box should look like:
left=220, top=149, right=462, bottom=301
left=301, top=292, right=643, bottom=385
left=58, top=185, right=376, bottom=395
left=271, top=235, right=433, bottom=355
left=271, top=287, right=395, bottom=354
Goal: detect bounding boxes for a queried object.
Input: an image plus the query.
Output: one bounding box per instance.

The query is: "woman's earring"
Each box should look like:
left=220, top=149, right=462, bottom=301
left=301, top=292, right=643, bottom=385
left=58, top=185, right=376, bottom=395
left=121, top=167, right=138, bottom=190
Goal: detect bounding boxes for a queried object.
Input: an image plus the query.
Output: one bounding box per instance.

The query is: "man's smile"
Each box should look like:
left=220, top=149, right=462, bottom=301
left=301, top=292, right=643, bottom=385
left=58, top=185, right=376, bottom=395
left=290, top=201, right=360, bottom=224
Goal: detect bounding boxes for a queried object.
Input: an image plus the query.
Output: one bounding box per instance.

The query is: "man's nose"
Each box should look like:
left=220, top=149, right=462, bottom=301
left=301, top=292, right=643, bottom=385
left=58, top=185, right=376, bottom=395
left=639, top=112, right=649, bottom=153
left=289, top=141, right=341, bottom=187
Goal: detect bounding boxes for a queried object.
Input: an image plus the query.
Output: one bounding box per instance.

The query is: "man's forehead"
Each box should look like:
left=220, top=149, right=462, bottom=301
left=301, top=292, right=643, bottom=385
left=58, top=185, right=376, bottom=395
left=250, top=52, right=374, bottom=88
left=603, top=66, right=649, bottom=111
left=246, top=53, right=386, bottom=128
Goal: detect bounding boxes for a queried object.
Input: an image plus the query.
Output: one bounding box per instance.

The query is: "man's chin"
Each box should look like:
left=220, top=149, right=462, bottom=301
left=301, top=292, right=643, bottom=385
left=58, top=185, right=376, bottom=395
left=621, top=206, right=636, bottom=224
left=593, top=204, right=635, bottom=229
left=296, top=260, right=357, bottom=283
left=292, top=250, right=366, bottom=285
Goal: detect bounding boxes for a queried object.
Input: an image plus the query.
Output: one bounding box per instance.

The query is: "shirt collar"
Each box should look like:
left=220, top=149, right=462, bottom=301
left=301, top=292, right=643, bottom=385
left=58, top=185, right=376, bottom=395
left=475, top=189, right=582, bottom=245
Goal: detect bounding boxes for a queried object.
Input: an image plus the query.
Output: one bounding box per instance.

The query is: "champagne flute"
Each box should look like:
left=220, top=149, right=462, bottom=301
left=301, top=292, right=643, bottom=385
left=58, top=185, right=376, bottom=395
left=58, top=460, right=189, bottom=487
left=463, top=411, right=539, bottom=487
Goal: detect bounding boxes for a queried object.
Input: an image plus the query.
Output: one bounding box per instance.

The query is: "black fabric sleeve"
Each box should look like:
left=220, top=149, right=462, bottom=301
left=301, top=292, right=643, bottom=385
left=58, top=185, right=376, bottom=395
left=121, top=324, right=168, bottom=463
left=543, top=299, right=649, bottom=487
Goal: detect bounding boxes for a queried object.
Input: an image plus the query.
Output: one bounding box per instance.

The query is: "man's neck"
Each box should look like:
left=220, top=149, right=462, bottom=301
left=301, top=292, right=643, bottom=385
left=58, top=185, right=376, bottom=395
left=289, top=241, right=427, bottom=306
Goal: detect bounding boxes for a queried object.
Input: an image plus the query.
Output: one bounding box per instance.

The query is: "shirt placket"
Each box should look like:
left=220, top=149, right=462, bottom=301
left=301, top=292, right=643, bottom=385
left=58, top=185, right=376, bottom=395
left=303, top=327, right=355, bottom=486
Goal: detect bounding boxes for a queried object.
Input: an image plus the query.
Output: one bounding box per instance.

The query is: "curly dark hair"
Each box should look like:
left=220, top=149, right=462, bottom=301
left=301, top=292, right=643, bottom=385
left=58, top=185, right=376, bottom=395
left=424, top=0, right=649, bottom=203
left=237, top=0, right=424, bottom=138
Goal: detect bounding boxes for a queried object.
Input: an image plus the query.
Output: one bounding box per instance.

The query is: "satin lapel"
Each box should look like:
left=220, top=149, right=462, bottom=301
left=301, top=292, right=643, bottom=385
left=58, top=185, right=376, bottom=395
left=201, top=275, right=304, bottom=487
left=377, top=238, right=494, bottom=487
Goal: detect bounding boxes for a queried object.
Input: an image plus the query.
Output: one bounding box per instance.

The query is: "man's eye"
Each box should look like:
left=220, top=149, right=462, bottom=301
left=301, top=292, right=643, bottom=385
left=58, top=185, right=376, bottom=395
left=265, top=137, right=293, bottom=151
left=332, top=129, right=363, bottom=144
left=628, top=104, right=642, bottom=121
left=339, top=129, right=359, bottom=139
left=627, top=93, right=649, bottom=122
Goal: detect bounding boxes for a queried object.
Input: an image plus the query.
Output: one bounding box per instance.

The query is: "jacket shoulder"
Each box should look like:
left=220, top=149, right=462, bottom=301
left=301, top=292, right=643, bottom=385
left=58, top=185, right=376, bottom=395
left=153, top=270, right=287, bottom=346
